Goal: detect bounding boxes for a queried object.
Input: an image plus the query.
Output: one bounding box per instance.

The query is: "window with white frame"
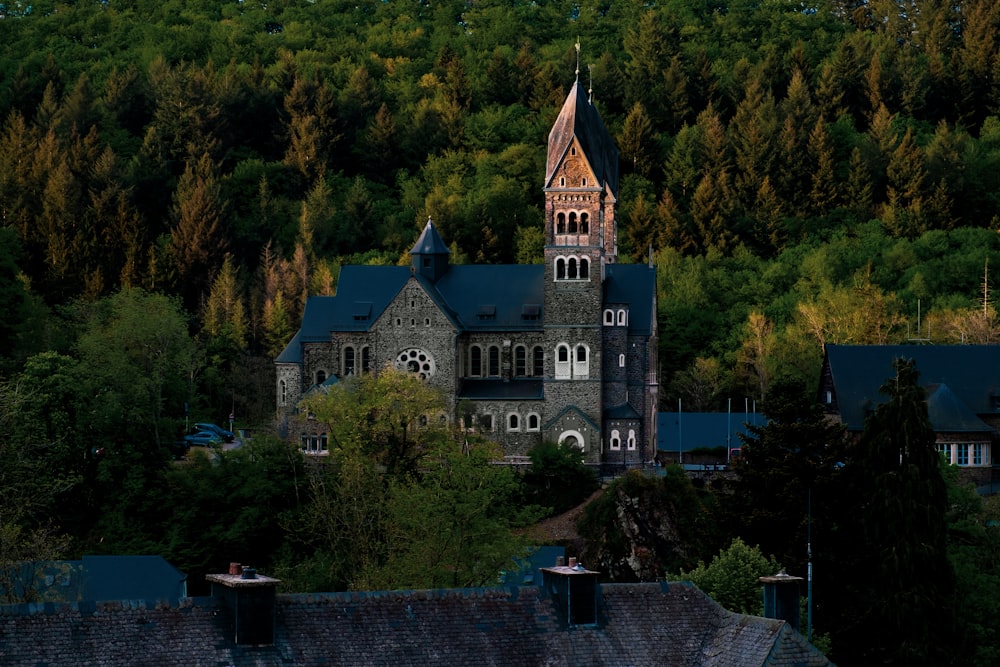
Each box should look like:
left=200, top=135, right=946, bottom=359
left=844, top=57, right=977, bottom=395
left=957, top=444, right=969, bottom=466
left=610, top=429, right=621, bottom=450
left=627, top=429, right=637, bottom=450
left=527, top=413, right=540, bottom=431
left=617, top=309, right=627, bottom=326
left=508, top=413, right=520, bottom=431
left=555, top=344, right=571, bottom=379
left=619, top=353, right=625, bottom=367
left=344, top=346, right=355, bottom=375
left=937, top=442, right=952, bottom=463
left=604, top=310, right=614, bottom=325
left=974, top=442, right=985, bottom=466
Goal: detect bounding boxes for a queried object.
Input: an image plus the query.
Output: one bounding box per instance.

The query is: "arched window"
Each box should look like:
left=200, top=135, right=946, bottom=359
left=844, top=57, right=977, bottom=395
left=568, top=257, right=578, bottom=279
left=556, top=257, right=566, bottom=280
left=574, top=344, right=590, bottom=379
left=514, top=346, right=527, bottom=377
left=481, top=414, right=494, bottom=431
left=556, top=212, right=566, bottom=233
left=508, top=413, right=520, bottom=431
left=559, top=177, right=566, bottom=186
left=581, top=177, right=587, bottom=187
left=627, top=430, right=637, bottom=450
left=470, top=345, right=482, bottom=377
left=580, top=212, right=589, bottom=233
left=533, top=346, right=544, bottom=376
left=527, top=413, right=540, bottom=431
left=555, top=344, right=571, bottom=379
left=604, top=310, right=614, bottom=325
left=344, top=346, right=355, bottom=375
left=610, top=429, right=621, bottom=450
left=279, top=380, right=286, bottom=406
left=617, top=309, right=627, bottom=326
left=361, top=346, right=371, bottom=372
left=488, top=345, right=500, bottom=376
left=579, top=257, right=589, bottom=279
left=568, top=212, right=578, bottom=233
left=317, top=370, right=327, bottom=384
left=619, top=353, right=625, bottom=367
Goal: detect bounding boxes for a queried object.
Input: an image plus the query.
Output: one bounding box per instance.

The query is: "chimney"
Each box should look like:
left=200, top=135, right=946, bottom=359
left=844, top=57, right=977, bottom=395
left=206, top=565, right=281, bottom=645
left=540, top=557, right=599, bottom=627
left=758, top=570, right=803, bottom=632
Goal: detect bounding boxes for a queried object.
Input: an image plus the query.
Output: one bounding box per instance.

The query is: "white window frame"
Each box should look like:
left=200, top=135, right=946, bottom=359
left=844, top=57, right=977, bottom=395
left=573, top=344, right=590, bottom=379
left=610, top=429, right=621, bottom=450
left=555, top=344, right=571, bottom=379
left=627, top=429, right=637, bottom=451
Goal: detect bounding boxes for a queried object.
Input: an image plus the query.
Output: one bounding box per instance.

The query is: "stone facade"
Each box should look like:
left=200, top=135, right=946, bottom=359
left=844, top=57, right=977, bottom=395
left=276, top=81, right=658, bottom=468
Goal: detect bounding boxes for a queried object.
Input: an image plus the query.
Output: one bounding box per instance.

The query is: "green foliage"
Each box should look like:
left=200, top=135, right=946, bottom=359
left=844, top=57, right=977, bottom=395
left=728, top=377, right=847, bottom=575
left=676, top=538, right=780, bottom=616
left=522, top=440, right=599, bottom=516
left=826, top=358, right=959, bottom=666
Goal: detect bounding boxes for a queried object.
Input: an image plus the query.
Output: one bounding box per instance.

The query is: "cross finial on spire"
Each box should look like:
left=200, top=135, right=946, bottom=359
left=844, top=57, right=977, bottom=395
left=575, top=38, right=581, bottom=80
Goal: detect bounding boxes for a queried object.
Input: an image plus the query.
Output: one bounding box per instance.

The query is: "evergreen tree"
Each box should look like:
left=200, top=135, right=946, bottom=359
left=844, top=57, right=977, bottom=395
left=828, top=357, right=958, bottom=666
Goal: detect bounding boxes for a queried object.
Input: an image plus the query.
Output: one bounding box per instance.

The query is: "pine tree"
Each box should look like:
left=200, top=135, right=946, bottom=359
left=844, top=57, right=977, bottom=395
left=829, top=358, right=957, bottom=666
left=169, top=151, right=227, bottom=308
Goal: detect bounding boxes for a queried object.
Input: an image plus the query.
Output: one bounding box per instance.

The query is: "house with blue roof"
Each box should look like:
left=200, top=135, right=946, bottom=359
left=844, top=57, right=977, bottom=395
left=819, top=344, right=1000, bottom=487
left=276, top=79, right=658, bottom=468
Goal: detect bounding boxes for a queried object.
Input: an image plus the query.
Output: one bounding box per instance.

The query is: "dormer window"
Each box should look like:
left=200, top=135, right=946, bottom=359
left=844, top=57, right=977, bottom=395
left=477, top=305, right=496, bottom=320
left=522, top=304, right=540, bottom=320
left=352, top=302, right=372, bottom=321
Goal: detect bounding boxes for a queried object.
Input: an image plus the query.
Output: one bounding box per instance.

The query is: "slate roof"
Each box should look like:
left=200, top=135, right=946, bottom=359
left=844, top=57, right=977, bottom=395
left=546, top=79, right=619, bottom=197
left=410, top=217, right=451, bottom=256
left=604, top=263, right=656, bottom=336
left=821, top=344, right=1000, bottom=430
left=278, top=260, right=657, bottom=366
left=658, top=411, right=767, bottom=454
left=0, top=582, right=831, bottom=666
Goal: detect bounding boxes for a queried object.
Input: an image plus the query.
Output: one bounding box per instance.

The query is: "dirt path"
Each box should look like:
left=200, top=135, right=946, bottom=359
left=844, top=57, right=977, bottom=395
left=532, top=488, right=604, bottom=542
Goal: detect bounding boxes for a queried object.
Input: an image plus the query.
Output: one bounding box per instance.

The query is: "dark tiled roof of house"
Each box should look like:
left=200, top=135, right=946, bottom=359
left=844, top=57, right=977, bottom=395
left=0, top=582, right=830, bottom=666
left=822, top=344, right=1000, bottom=430
left=926, top=383, right=993, bottom=433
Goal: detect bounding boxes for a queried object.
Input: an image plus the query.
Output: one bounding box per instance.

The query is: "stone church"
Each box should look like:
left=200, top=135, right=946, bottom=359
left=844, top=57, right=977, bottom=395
left=276, top=79, right=658, bottom=468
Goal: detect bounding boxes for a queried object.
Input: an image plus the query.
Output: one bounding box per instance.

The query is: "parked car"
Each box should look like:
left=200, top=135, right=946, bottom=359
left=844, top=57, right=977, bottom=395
left=194, top=422, right=235, bottom=442
left=184, top=430, right=222, bottom=447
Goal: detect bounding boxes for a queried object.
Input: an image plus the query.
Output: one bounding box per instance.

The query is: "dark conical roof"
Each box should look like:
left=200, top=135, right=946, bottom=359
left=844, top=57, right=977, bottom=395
left=410, top=217, right=450, bottom=256
left=545, top=80, right=619, bottom=196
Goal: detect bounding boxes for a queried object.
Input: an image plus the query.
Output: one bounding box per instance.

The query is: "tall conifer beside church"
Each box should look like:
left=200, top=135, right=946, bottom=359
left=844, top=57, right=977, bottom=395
left=276, top=79, right=658, bottom=468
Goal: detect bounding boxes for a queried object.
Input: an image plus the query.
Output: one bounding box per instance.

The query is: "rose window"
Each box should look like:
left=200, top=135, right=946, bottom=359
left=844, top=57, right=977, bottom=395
left=395, top=348, right=435, bottom=380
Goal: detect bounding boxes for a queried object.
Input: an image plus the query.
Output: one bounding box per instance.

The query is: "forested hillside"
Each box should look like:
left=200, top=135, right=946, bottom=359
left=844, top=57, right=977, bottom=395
left=4, top=1, right=1000, bottom=409
left=8, top=4, right=1000, bottom=663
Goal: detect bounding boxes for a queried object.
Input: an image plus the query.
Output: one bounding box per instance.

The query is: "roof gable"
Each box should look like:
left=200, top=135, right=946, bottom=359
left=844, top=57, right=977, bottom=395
left=822, top=344, right=1000, bottom=430
left=546, top=80, right=619, bottom=196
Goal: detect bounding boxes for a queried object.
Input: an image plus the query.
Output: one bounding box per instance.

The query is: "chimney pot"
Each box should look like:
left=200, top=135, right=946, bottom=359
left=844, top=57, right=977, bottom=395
left=568, top=557, right=577, bottom=568
left=229, top=562, right=242, bottom=576
left=556, top=556, right=565, bottom=567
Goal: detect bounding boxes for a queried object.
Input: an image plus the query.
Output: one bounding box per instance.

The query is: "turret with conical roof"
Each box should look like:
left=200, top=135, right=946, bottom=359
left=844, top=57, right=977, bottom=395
left=410, top=217, right=450, bottom=283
